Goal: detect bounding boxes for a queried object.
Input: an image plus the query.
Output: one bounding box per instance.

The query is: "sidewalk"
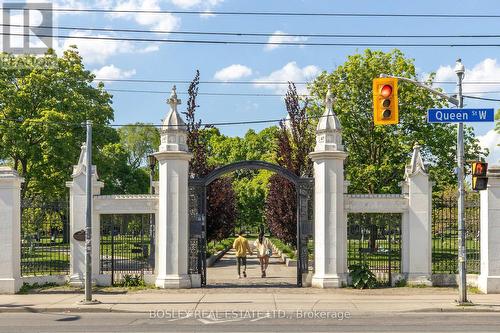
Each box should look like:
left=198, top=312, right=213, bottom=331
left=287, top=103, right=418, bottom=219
left=2, top=287, right=500, bottom=314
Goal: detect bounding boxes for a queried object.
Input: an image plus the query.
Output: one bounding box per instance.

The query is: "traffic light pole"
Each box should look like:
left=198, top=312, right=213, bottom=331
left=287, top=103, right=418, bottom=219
left=381, top=58, right=469, bottom=304
left=455, top=60, right=468, bottom=304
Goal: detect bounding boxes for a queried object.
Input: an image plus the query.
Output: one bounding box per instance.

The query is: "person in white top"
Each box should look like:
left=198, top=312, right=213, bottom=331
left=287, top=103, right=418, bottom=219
left=254, top=230, right=272, bottom=278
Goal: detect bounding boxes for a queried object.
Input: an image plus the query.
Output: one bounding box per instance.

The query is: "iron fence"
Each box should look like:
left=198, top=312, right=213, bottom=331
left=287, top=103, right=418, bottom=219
left=21, top=199, right=70, bottom=276
left=347, top=213, right=402, bottom=283
left=100, top=214, right=155, bottom=285
left=432, top=193, right=480, bottom=274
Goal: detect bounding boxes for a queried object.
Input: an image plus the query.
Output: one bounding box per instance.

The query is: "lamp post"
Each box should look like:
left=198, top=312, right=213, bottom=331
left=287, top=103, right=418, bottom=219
left=454, top=59, right=468, bottom=304
left=148, top=155, right=157, bottom=270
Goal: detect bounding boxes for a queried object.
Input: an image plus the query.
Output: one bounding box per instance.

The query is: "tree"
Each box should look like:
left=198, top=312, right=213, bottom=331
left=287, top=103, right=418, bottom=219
left=308, top=49, right=483, bottom=194
left=265, top=83, right=315, bottom=246
left=0, top=47, right=116, bottom=199
left=183, top=71, right=237, bottom=242
left=117, top=123, right=160, bottom=169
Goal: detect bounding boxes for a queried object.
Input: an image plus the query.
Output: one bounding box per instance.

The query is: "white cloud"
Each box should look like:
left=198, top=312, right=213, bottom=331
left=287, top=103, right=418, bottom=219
left=56, top=31, right=156, bottom=65
left=171, top=0, right=223, bottom=9
left=265, top=31, right=308, bottom=51
left=433, top=58, right=500, bottom=95
left=92, top=64, right=136, bottom=80
left=477, top=129, right=500, bottom=163
left=253, top=62, right=321, bottom=94
left=214, top=64, right=253, bottom=81
left=113, top=0, right=181, bottom=31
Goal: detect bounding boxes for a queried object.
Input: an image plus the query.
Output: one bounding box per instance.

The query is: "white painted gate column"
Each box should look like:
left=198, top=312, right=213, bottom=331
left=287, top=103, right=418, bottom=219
left=66, top=145, right=104, bottom=286
left=401, top=144, right=432, bottom=285
left=478, top=166, right=500, bottom=293
left=310, top=87, right=348, bottom=288
left=0, top=167, right=23, bottom=293
left=154, top=86, right=192, bottom=289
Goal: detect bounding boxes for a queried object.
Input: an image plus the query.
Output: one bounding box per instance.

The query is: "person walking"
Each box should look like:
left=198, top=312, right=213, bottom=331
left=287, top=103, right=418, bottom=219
left=233, top=231, right=252, bottom=278
left=254, top=230, right=272, bottom=278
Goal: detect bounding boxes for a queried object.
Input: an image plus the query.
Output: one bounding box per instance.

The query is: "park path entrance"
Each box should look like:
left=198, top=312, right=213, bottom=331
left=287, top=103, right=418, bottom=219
left=188, top=160, right=314, bottom=288
left=206, top=249, right=296, bottom=287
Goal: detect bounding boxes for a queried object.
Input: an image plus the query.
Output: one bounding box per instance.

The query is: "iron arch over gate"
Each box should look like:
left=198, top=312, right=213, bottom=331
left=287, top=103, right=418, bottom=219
left=188, top=160, right=314, bottom=287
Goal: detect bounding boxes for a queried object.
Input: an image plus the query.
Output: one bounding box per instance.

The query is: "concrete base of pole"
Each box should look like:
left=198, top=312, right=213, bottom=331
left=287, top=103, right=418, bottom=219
left=78, top=299, right=101, bottom=305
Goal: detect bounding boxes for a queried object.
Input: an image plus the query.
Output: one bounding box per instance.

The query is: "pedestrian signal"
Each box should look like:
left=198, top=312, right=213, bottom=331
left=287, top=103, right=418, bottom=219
left=472, top=161, right=488, bottom=191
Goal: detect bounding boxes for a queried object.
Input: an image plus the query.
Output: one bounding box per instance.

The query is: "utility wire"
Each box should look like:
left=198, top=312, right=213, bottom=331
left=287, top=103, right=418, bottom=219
left=463, top=95, right=500, bottom=102
left=4, top=31, right=500, bottom=47
left=6, top=7, right=500, bottom=18
left=4, top=23, right=500, bottom=39
left=105, top=88, right=500, bottom=97
left=91, top=78, right=500, bottom=85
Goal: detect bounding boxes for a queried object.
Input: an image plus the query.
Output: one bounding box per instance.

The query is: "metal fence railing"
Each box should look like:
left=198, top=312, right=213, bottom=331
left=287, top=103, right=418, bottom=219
left=100, top=214, right=155, bottom=285
left=432, top=193, right=480, bottom=274
left=21, top=199, right=70, bottom=276
left=347, top=213, right=402, bottom=283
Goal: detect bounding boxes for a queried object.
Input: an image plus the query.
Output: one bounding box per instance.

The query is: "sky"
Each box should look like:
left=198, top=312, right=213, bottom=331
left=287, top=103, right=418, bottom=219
left=1, top=0, right=499, bottom=163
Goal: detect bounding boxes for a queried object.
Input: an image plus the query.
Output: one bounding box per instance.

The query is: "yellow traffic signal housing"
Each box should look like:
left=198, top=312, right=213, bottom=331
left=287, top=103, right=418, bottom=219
left=472, top=161, right=488, bottom=191
left=373, top=77, right=399, bottom=125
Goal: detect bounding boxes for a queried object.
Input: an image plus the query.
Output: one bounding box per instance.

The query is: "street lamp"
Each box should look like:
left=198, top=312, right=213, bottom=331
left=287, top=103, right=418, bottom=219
left=148, top=154, right=157, bottom=195
left=454, top=59, right=468, bottom=304
left=147, top=154, right=157, bottom=271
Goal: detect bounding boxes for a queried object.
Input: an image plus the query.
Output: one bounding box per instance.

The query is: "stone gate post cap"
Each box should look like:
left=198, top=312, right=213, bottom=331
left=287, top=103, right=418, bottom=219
left=316, top=84, right=341, bottom=133
left=162, top=85, right=187, bottom=130
left=0, top=166, right=24, bottom=181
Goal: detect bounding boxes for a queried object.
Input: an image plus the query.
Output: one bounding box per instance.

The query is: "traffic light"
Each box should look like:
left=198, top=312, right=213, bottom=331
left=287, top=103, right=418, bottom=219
left=471, top=161, right=488, bottom=191
left=373, top=77, right=399, bottom=125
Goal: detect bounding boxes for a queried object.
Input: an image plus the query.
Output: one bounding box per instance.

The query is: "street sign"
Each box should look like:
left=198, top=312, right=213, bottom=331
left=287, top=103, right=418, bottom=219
left=427, top=108, right=494, bottom=123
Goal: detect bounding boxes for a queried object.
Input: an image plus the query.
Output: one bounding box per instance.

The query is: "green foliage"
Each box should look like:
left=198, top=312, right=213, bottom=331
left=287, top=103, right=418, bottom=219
left=120, top=274, right=145, bottom=287
left=117, top=124, right=160, bottom=169
left=265, top=84, right=315, bottom=247
left=394, top=278, right=407, bottom=287
left=0, top=47, right=116, bottom=199
left=308, top=49, right=483, bottom=193
left=270, top=237, right=296, bottom=259
left=348, top=263, right=378, bottom=289
left=495, top=109, right=500, bottom=137
left=206, top=237, right=235, bottom=257
left=18, top=282, right=58, bottom=294
left=0, top=47, right=151, bottom=198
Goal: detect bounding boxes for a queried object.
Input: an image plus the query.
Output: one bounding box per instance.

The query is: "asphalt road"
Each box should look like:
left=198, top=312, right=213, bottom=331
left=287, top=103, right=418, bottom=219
left=1, top=312, right=500, bottom=333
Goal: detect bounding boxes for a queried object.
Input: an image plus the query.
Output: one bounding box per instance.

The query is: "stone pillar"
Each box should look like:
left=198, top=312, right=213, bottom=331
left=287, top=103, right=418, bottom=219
left=154, top=86, right=192, bottom=288
left=478, top=166, right=500, bottom=293
left=309, top=86, right=348, bottom=288
left=0, top=167, right=23, bottom=293
left=402, top=144, right=432, bottom=286
left=66, top=145, right=104, bottom=286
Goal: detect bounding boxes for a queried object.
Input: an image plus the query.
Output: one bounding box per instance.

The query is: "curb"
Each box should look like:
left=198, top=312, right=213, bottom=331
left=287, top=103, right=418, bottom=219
left=2, top=306, right=500, bottom=314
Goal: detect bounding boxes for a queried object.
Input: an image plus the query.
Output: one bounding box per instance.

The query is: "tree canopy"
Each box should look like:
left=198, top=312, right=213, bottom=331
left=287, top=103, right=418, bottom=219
left=308, top=49, right=483, bottom=194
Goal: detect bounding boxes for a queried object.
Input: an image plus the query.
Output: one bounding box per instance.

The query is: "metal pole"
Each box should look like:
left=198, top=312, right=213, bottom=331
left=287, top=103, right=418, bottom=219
left=85, top=120, right=93, bottom=302
left=455, top=59, right=467, bottom=304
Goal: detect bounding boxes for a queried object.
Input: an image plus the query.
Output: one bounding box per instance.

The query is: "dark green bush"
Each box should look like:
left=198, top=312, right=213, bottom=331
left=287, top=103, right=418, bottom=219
left=348, top=264, right=378, bottom=289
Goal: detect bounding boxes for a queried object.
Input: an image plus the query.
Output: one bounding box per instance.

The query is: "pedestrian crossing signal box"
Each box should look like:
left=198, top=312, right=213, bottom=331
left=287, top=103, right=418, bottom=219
left=471, top=161, right=488, bottom=191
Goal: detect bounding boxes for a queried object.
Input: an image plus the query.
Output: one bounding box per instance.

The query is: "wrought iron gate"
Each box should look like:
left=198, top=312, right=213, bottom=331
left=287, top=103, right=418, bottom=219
left=188, top=181, right=207, bottom=286
left=297, top=179, right=314, bottom=287
left=188, top=160, right=314, bottom=288
left=347, top=213, right=402, bottom=284
left=100, top=214, right=155, bottom=285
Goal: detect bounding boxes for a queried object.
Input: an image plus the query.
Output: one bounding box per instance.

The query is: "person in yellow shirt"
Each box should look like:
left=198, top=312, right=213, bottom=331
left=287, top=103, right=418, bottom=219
left=232, top=231, right=252, bottom=278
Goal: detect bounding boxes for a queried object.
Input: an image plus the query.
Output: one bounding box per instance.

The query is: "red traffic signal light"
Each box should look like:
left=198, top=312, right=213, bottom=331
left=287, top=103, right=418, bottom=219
left=373, top=78, right=399, bottom=125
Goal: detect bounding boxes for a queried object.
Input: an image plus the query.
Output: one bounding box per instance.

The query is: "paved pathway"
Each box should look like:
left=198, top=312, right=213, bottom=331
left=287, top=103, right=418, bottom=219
left=206, top=245, right=297, bottom=287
